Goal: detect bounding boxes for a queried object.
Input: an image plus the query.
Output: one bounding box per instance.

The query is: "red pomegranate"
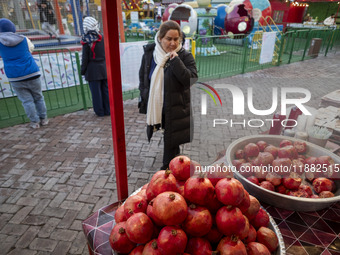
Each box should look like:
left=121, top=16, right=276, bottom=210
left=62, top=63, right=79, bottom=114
left=294, top=141, right=307, bottom=154
left=266, top=172, right=281, bottom=186
left=251, top=208, right=270, bottom=229
left=114, top=205, right=126, bottom=223
left=279, top=139, right=293, bottom=148
left=207, top=163, right=233, bottom=186
left=205, top=193, right=224, bottom=215
left=124, top=195, right=148, bottom=219
left=276, top=184, right=288, bottom=194
left=278, top=145, right=298, bottom=159
left=235, top=149, right=245, bottom=159
left=126, top=212, right=154, bottom=244
left=146, top=170, right=178, bottom=201
left=312, top=177, right=334, bottom=194
left=264, top=145, right=278, bottom=158
left=247, top=176, right=260, bottom=185
left=247, top=242, right=271, bottom=255
left=298, top=184, right=313, bottom=196
left=157, top=226, right=188, bottom=255
left=244, top=224, right=257, bottom=243
left=182, top=204, right=213, bottom=237
left=215, top=206, right=246, bottom=237
left=256, top=141, right=268, bottom=152
left=292, top=159, right=305, bottom=174
left=232, top=159, right=246, bottom=170
left=185, top=237, right=213, bottom=255
left=130, top=245, right=144, bottom=255
left=203, top=225, right=223, bottom=244
left=169, top=155, right=192, bottom=181
left=142, top=239, right=161, bottom=255
left=260, top=181, right=275, bottom=191
left=137, top=189, right=148, bottom=200
left=244, top=195, right=260, bottom=221
left=244, top=143, right=260, bottom=158
left=288, top=190, right=309, bottom=198
left=109, top=222, right=136, bottom=254
left=238, top=190, right=250, bottom=213
left=146, top=199, right=163, bottom=226
left=319, top=191, right=335, bottom=198
left=216, top=236, right=247, bottom=255
left=215, top=178, right=245, bottom=206
left=239, top=215, right=250, bottom=240
left=175, top=180, right=186, bottom=198
left=254, top=152, right=275, bottom=166
left=184, top=175, right=215, bottom=206
left=282, top=173, right=302, bottom=190
left=257, top=226, right=279, bottom=252
left=152, top=192, right=188, bottom=226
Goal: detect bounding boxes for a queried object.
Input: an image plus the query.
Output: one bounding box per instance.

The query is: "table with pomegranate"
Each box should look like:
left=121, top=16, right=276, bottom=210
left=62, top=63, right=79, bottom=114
left=82, top=136, right=340, bottom=255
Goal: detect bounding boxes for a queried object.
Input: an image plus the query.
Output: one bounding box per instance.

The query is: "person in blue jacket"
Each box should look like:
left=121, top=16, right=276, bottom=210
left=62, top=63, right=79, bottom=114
left=0, top=18, right=48, bottom=129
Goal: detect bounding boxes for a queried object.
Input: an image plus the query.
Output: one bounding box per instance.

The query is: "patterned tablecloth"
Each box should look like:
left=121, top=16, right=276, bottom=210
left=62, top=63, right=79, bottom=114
left=82, top=200, right=340, bottom=255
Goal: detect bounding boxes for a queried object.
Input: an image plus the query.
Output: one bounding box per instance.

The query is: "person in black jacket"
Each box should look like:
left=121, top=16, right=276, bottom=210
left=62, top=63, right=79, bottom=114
left=138, top=20, right=197, bottom=170
left=81, top=16, right=110, bottom=117
left=38, top=0, right=60, bottom=41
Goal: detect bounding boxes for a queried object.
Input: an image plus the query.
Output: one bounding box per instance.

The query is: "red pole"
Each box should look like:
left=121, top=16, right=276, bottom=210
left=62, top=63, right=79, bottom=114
left=53, top=0, right=65, bottom=35
left=101, top=0, right=129, bottom=200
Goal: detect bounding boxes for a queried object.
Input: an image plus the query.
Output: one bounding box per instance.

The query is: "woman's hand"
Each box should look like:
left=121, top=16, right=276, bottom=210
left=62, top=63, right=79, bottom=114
left=169, top=51, right=178, bottom=60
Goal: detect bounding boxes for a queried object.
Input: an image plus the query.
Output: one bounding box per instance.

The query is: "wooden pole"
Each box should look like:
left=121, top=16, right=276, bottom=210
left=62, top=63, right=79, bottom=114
left=53, top=0, right=65, bottom=35
left=101, top=0, right=129, bottom=200
left=117, top=0, right=126, bottom=42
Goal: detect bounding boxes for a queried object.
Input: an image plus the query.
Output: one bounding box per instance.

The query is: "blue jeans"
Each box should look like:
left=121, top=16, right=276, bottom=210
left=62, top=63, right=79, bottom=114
left=11, top=77, right=47, bottom=123
left=89, top=80, right=110, bottom=116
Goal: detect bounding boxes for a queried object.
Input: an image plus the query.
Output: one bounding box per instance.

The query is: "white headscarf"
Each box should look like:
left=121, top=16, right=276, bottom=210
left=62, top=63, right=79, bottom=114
left=146, top=32, right=182, bottom=126
left=83, top=17, right=99, bottom=34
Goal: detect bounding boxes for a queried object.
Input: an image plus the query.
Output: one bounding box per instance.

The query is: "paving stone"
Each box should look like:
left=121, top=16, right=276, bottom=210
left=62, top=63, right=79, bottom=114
left=50, top=229, right=78, bottom=242
left=29, top=238, right=58, bottom=252
left=9, top=206, right=33, bottom=224
left=7, top=248, right=38, bottom=255
left=21, top=215, right=48, bottom=226
left=57, top=210, right=78, bottom=229
left=0, top=223, right=29, bottom=236
left=51, top=241, right=72, bottom=255
left=15, top=226, right=40, bottom=248
left=37, top=218, right=60, bottom=238
left=16, top=197, right=39, bottom=207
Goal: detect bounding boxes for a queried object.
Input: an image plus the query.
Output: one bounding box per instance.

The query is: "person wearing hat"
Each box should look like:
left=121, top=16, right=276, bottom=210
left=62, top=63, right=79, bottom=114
left=0, top=18, right=48, bottom=129
left=38, top=0, right=60, bottom=43
left=81, top=16, right=110, bottom=117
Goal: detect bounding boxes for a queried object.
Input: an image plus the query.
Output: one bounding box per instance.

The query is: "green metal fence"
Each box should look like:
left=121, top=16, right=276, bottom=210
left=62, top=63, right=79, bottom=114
left=0, top=28, right=339, bottom=128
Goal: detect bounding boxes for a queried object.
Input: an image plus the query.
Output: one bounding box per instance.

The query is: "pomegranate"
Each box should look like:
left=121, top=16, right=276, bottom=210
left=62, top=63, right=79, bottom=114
left=247, top=242, right=271, bottom=255
left=152, top=192, right=188, bottom=226
left=253, top=166, right=267, bottom=182
left=264, top=145, right=278, bottom=158
left=305, top=156, right=318, bottom=166
left=124, top=195, right=148, bottom=219
left=109, top=222, right=136, bottom=254
left=282, top=173, right=302, bottom=190
left=239, top=163, right=253, bottom=178
left=291, top=159, right=305, bottom=174
left=257, top=226, right=278, bottom=252
left=244, top=143, right=260, bottom=158
left=216, top=236, right=247, bottom=255
left=319, top=191, right=335, bottom=198
left=288, top=190, right=309, bottom=197
left=260, top=181, right=275, bottom=191
left=238, top=190, right=250, bottom=213
left=185, top=237, right=213, bottom=255
left=203, top=225, right=223, bottom=244
left=137, top=189, right=147, bottom=200
left=232, top=159, right=246, bottom=170
left=265, top=172, right=281, bottom=186
left=278, top=145, right=298, bottom=159
left=251, top=208, right=270, bottom=229
left=182, top=204, right=213, bottom=237
left=239, top=215, right=250, bottom=240
left=247, top=176, right=260, bottom=185
left=256, top=141, right=268, bottom=152
left=207, top=163, right=233, bottom=186
left=244, top=195, right=260, bottom=221
left=294, top=141, right=307, bottom=154
left=142, top=239, right=161, bottom=255
left=130, top=245, right=144, bottom=255
left=298, top=184, right=313, bottom=196
left=244, top=224, right=257, bottom=243
left=310, top=194, right=320, bottom=198
left=316, top=156, right=335, bottom=166
left=215, top=178, right=245, bottom=206
left=272, top=158, right=292, bottom=175
left=184, top=175, right=215, bottom=206
left=126, top=212, right=154, bottom=244
left=235, top=149, right=245, bottom=159
left=142, top=183, right=148, bottom=190
left=205, top=193, right=224, bottom=215
left=312, top=177, right=334, bottom=194
left=146, top=170, right=178, bottom=201
left=114, top=205, right=126, bottom=223
left=146, top=199, right=163, bottom=226
left=254, top=152, right=274, bottom=166
left=157, top=226, right=187, bottom=255
left=276, top=184, right=288, bottom=194
left=176, top=180, right=186, bottom=197
left=215, top=206, right=246, bottom=237
left=280, top=139, right=293, bottom=147
left=169, top=155, right=191, bottom=181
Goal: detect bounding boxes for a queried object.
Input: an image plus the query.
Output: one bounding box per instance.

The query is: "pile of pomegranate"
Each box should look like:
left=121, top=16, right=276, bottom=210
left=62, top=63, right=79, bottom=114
left=232, top=139, right=338, bottom=198
left=109, top=156, right=280, bottom=255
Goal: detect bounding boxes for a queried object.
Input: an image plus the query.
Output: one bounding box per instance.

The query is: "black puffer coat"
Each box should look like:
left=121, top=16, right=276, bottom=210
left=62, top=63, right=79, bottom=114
left=138, top=43, right=198, bottom=149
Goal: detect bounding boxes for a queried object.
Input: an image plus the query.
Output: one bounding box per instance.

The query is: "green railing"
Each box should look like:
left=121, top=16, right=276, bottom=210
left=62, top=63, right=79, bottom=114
left=0, top=28, right=339, bottom=128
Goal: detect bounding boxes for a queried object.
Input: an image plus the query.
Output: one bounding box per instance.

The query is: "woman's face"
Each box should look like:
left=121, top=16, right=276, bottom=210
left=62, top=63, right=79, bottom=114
left=159, top=29, right=180, bottom=53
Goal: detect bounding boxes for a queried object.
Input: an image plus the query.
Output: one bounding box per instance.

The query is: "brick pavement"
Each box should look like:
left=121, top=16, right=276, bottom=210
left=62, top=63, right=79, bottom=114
left=0, top=53, right=339, bottom=254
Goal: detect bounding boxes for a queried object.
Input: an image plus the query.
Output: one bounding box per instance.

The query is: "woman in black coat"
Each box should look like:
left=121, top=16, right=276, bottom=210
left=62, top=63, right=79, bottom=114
left=81, top=16, right=110, bottom=117
left=138, top=20, right=198, bottom=169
